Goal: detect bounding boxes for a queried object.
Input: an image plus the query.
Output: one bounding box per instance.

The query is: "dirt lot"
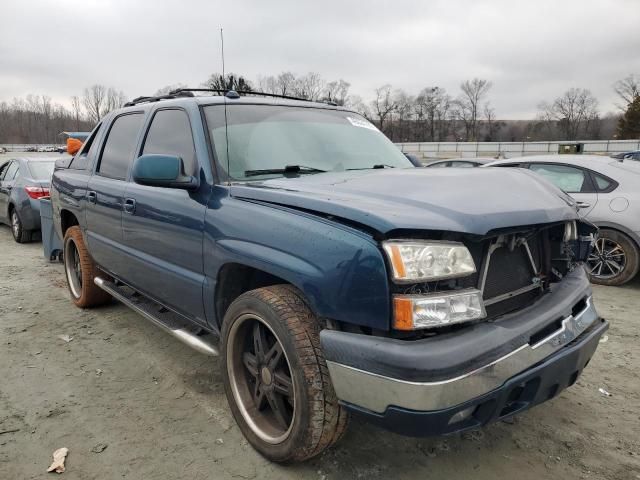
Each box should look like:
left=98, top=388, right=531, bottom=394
left=1, top=225, right=639, bottom=480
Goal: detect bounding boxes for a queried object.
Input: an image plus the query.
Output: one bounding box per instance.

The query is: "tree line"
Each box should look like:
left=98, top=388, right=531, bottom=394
left=1, top=72, right=638, bottom=144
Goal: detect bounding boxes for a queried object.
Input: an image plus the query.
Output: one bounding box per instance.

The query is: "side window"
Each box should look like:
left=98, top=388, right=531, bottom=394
left=97, top=113, right=144, bottom=179
left=633, top=153, right=640, bottom=161
left=529, top=163, right=592, bottom=193
left=4, top=161, right=20, bottom=181
left=428, top=161, right=450, bottom=168
left=0, top=161, right=10, bottom=180
left=141, top=109, right=196, bottom=175
left=591, top=172, right=617, bottom=193
left=451, top=161, right=475, bottom=168
left=70, top=123, right=102, bottom=170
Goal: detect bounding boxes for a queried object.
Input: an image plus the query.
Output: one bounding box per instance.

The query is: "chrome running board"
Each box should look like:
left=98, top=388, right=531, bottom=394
left=94, top=277, right=219, bottom=356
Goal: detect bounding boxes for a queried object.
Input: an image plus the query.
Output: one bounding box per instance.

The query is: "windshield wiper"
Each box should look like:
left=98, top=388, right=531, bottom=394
left=347, top=164, right=396, bottom=171
left=244, top=165, right=327, bottom=177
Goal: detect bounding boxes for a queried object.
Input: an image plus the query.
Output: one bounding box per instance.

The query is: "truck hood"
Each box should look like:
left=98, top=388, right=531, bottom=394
left=230, top=167, right=580, bottom=236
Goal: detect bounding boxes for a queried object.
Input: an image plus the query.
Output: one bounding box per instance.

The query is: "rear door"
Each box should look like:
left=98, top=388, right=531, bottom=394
left=86, top=112, right=145, bottom=276
left=528, top=163, right=598, bottom=216
left=120, top=108, right=208, bottom=323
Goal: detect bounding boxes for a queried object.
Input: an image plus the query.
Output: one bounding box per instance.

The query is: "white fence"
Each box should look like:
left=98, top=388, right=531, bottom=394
left=396, top=139, right=640, bottom=160
left=0, top=144, right=64, bottom=152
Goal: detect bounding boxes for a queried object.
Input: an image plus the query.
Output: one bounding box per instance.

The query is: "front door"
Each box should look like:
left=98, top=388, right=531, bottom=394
left=120, top=108, right=208, bottom=323
left=85, top=112, right=145, bottom=276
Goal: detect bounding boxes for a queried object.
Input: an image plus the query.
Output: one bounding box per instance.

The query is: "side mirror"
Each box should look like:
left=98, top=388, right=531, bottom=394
left=54, top=157, right=72, bottom=170
left=132, top=154, right=198, bottom=190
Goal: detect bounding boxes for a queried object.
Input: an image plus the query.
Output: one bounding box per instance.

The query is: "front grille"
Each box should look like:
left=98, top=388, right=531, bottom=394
left=472, top=231, right=546, bottom=319
left=483, top=245, right=535, bottom=299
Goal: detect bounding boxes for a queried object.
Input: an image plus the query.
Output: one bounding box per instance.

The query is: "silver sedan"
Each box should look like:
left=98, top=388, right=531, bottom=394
left=485, top=155, right=640, bottom=286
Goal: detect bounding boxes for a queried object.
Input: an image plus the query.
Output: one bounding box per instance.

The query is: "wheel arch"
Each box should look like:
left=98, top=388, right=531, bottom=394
left=592, top=221, right=640, bottom=251
left=213, top=261, right=311, bottom=330
left=60, top=208, right=80, bottom=236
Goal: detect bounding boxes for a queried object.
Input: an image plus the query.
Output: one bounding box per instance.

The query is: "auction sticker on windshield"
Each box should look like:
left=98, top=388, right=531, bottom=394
left=346, top=116, right=378, bottom=131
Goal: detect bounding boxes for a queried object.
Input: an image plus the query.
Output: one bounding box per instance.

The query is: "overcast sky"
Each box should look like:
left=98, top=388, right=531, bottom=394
left=1, top=0, right=638, bottom=119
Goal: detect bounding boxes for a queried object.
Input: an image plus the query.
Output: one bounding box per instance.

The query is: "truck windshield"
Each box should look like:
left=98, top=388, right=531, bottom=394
left=204, top=105, right=413, bottom=181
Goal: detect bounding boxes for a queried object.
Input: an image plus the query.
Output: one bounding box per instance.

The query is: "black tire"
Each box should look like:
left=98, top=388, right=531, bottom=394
left=63, top=226, right=111, bottom=308
left=221, top=285, right=348, bottom=463
left=10, top=207, right=32, bottom=243
left=587, top=229, right=640, bottom=286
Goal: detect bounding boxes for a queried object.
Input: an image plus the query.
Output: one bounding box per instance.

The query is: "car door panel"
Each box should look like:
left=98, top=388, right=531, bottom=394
left=0, top=161, right=14, bottom=221
left=119, top=108, right=208, bottom=324
left=120, top=184, right=208, bottom=323
left=85, top=112, right=145, bottom=276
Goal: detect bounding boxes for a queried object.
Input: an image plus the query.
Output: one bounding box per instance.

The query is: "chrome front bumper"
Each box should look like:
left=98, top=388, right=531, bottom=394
left=326, top=295, right=600, bottom=414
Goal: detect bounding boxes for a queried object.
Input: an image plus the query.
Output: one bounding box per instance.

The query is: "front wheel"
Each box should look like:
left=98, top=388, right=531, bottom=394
left=587, top=229, right=640, bottom=286
left=221, top=285, right=348, bottom=463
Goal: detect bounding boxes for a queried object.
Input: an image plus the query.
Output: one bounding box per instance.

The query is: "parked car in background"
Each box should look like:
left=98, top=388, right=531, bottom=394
left=0, top=147, right=7, bottom=154
left=0, top=157, right=55, bottom=242
left=486, top=155, right=640, bottom=286
left=611, top=150, right=640, bottom=161
left=425, top=157, right=496, bottom=168
left=50, top=89, right=606, bottom=462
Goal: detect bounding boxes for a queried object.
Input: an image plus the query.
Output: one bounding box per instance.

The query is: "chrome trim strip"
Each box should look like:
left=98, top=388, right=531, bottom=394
left=326, top=296, right=597, bottom=413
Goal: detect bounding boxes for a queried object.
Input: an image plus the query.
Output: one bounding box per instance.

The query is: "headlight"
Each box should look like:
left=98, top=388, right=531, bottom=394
left=383, top=240, right=476, bottom=282
left=393, top=289, right=485, bottom=330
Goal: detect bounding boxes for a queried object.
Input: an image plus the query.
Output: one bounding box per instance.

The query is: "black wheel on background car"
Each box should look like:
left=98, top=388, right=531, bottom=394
left=221, top=285, right=348, bottom=463
left=63, top=226, right=112, bottom=308
left=10, top=207, right=32, bottom=243
left=587, top=229, right=640, bottom=286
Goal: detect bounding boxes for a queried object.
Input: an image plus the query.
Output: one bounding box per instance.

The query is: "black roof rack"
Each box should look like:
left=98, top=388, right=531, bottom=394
left=124, top=88, right=338, bottom=107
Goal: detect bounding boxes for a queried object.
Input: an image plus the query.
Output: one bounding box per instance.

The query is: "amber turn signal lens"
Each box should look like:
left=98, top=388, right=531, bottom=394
left=393, top=297, right=414, bottom=330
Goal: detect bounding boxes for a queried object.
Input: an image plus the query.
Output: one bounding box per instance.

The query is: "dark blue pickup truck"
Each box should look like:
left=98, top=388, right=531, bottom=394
left=51, top=89, right=608, bottom=462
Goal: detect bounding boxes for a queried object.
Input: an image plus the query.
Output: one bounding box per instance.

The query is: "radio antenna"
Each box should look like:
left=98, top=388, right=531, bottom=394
left=220, top=28, right=226, bottom=81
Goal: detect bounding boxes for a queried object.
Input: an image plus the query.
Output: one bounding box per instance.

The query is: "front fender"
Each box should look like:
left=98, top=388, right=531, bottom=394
left=203, top=192, right=391, bottom=330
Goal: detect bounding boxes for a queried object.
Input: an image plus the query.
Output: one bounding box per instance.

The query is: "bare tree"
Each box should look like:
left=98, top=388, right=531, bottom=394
left=153, top=83, right=188, bottom=96
left=106, top=87, right=127, bottom=112
left=614, top=74, right=639, bottom=110
left=415, top=87, right=451, bottom=141
left=538, top=88, right=599, bottom=140
left=457, top=78, right=492, bottom=141
left=323, top=79, right=350, bottom=105
left=83, top=85, right=107, bottom=124
left=293, top=72, right=325, bottom=101
left=202, top=73, right=252, bottom=92
left=276, top=72, right=296, bottom=96
left=70, top=96, right=83, bottom=131
left=371, top=84, right=396, bottom=134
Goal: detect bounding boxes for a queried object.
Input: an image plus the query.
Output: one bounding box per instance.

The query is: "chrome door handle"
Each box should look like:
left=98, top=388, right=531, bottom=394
left=123, top=198, right=136, bottom=214
left=87, top=191, right=97, bottom=204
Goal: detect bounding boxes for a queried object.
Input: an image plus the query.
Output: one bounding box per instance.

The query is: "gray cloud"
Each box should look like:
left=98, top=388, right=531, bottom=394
left=0, top=0, right=638, bottom=118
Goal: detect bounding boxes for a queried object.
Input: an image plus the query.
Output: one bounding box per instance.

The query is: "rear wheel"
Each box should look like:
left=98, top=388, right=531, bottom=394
left=221, top=285, right=348, bottom=463
left=63, top=226, right=111, bottom=307
left=10, top=208, right=32, bottom=243
left=587, top=229, right=640, bottom=286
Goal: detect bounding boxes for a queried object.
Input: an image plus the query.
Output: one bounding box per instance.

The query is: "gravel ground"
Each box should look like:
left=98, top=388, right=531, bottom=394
left=1, top=224, right=639, bottom=480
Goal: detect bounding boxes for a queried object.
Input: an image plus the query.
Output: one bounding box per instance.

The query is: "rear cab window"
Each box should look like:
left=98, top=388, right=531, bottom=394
left=70, top=123, right=102, bottom=170
left=97, top=113, right=145, bottom=179
left=141, top=109, right=196, bottom=175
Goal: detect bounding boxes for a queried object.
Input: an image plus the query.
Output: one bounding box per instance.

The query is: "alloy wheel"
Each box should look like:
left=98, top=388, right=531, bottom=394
left=226, top=314, right=295, bottom=444
left=587, top=237, right=626, bottom=280
left=64, top=240, right=83, bottom=298
left=11, top=211, right=20, bottom=238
